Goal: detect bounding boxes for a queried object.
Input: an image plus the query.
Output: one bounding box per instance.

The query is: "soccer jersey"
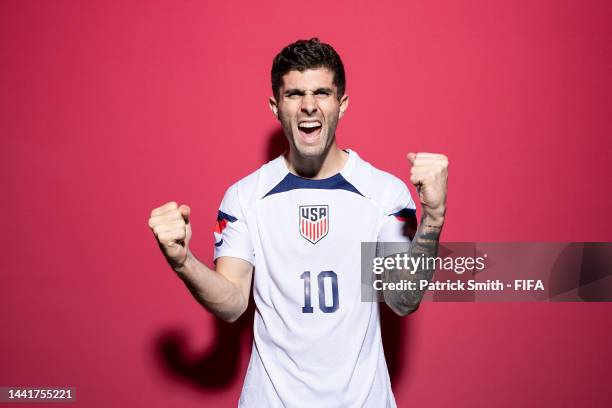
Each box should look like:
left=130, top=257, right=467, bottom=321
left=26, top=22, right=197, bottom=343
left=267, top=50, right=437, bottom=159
left=213, top=149, right=416, bottom=408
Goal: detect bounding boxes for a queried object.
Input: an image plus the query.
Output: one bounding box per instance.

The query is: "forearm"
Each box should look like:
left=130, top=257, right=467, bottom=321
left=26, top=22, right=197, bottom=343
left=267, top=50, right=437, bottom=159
left=173, top=252, right=247, bottom=322
left=383, top=216, right=443, bottom=316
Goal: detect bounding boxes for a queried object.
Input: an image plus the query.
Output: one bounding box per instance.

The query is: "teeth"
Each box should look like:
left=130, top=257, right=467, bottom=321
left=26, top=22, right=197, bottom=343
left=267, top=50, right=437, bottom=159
left=298, top=121, right=322, bottom=129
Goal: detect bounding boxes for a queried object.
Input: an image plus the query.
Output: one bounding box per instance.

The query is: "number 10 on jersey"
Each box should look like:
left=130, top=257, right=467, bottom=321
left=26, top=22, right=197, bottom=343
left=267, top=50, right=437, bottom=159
left=300, top=271, right=339, bottom=313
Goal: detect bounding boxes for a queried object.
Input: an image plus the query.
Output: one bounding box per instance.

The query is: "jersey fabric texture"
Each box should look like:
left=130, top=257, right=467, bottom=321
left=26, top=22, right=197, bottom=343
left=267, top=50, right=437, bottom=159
left=213, top=149, right=415, bottom=408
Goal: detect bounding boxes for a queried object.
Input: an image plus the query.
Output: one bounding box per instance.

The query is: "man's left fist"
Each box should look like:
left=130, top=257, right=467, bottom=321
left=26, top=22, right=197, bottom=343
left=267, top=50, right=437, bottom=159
left=407, top=152, right=448, bottom=225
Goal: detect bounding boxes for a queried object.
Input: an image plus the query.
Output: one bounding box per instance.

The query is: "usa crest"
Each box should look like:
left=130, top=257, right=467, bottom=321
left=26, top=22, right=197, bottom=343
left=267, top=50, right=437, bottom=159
left=299, top=205, right=329, bottom=244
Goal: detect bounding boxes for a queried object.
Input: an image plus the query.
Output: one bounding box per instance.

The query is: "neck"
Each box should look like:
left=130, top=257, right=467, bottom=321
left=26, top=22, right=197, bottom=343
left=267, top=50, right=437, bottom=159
left=285, top=142, right=348, bottom=179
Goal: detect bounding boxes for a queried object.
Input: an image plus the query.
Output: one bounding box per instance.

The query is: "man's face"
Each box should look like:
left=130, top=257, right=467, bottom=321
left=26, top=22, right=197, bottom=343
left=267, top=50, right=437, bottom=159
left=270, top=68, right=349, bottom=159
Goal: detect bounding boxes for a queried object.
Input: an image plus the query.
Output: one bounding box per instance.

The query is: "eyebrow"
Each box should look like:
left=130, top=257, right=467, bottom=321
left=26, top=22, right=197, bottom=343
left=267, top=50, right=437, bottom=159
left=284, top=87, right=334, bottom=96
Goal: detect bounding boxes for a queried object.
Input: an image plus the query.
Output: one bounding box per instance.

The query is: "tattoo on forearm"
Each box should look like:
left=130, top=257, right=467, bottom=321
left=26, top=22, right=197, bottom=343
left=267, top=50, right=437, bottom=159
left=383, top=222, right=442, bottom=315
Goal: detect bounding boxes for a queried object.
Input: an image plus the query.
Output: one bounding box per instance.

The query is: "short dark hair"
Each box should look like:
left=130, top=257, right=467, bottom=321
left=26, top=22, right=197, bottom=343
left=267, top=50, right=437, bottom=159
left=271, top=38, right=346, bottom=100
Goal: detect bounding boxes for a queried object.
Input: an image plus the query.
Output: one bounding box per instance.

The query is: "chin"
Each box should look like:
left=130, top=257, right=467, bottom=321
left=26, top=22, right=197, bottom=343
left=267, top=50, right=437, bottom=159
left=292, top=134, right=332, bottom=159
left=293, top=142, right=328, bottom=159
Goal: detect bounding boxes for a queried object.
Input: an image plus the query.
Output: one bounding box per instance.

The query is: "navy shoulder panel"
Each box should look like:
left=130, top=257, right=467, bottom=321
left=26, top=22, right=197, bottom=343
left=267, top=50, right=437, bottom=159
left=262, top=173, right=363, bottom=199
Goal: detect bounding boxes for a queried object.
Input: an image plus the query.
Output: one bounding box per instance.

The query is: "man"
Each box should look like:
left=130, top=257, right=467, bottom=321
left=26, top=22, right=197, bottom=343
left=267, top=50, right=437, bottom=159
left=148, top=38, right=448, bottom=407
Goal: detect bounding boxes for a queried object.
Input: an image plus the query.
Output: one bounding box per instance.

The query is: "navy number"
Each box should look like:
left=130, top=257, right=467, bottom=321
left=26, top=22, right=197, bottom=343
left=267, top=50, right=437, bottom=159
left=300, top=271, right=314, bottom=313
left=300, top=270, right=339, bottom=313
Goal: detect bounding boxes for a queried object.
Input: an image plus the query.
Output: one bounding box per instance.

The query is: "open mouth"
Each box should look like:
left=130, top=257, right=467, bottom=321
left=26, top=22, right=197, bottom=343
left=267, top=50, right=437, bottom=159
left=297, top=120, right=323, bottom=142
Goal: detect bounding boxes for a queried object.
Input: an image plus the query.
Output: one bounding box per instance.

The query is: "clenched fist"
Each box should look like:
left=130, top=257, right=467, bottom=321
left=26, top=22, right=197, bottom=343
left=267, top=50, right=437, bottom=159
left=407, top=152, right=448, bottom=225
left=148, top=201, right=192, bottom=268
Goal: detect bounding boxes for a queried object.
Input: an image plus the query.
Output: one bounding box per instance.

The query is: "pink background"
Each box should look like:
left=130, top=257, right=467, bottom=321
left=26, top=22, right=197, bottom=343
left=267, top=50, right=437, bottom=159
left=1, top=0, right=611, bottom=406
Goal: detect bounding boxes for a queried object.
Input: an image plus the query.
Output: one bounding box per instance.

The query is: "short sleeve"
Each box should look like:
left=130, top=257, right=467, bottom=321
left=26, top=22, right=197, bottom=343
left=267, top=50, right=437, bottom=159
left=377, top=177, right=417, bottom=244
left=213, top=184, right=255, bottom=265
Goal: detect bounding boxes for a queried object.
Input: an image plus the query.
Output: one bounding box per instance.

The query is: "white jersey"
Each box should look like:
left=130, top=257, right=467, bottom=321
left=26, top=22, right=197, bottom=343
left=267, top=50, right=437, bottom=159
left=213, top=149, right=415, bottom=408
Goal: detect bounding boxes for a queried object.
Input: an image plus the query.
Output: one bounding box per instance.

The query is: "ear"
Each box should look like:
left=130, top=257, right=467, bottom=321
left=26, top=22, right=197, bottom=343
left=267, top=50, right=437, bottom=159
left=269, top=96, right=279, bottom=119
left=339, top=94, right=349, bottom=119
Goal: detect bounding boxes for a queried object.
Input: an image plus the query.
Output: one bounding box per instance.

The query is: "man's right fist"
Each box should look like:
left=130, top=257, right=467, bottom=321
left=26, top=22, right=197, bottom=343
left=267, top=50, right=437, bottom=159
left=148, top=201, right=192, bottom=268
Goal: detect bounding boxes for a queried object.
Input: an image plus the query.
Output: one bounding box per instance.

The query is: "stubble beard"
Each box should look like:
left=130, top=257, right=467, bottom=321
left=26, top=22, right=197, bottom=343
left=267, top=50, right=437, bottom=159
left=283, top=116, right=339, bottom=162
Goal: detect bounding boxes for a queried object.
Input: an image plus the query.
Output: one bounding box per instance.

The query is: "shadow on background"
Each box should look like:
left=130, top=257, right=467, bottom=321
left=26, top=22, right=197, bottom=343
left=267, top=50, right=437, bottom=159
left=266, top=127, right=287, bottom=161
left=154, top=300, right=255, bottom=390
left=381, top=304, right=414, bottom=386
left=548, top=242, right=612, bottom=301
left=154, top=127, right=413, bottom=389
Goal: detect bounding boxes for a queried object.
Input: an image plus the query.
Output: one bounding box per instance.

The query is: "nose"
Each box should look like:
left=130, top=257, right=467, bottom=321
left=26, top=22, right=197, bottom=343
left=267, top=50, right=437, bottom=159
left=300, top=93, right=317, bottom=115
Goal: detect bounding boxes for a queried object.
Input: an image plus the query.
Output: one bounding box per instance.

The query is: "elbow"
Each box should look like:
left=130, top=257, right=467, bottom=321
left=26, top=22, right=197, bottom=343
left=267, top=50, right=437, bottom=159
left=215, top=302, right=248, bottom=323
left=385, top=297, right=420, bottom=317
left=223, top=311, right=243, bottom=323
left=394, top=303, right=420, bottom=317
left=400, top=303, right=420, bottom=317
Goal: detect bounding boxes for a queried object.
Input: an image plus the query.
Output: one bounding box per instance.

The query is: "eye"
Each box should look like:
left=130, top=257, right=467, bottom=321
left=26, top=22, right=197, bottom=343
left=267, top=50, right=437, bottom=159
left=314, top=91, right=331, bottom=98
left=285, top=91, right=303, bottom=99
